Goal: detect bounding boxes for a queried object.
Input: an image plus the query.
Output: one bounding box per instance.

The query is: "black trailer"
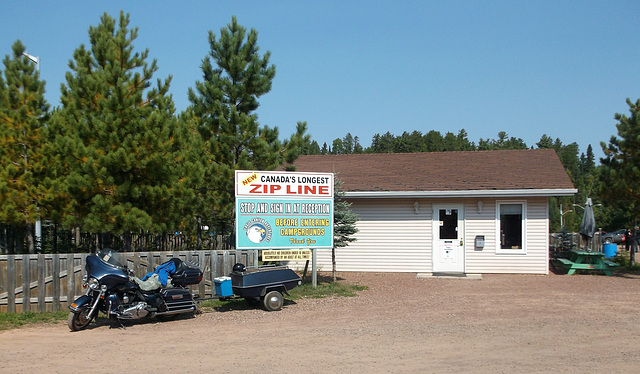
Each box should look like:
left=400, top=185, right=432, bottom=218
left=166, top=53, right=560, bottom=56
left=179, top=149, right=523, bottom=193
left=214, top=264, right=301, bottom=311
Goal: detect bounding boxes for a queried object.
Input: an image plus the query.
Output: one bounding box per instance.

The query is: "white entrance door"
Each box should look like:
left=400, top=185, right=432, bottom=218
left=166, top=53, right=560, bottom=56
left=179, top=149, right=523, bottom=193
left=432, top=204, right=465, bottom=273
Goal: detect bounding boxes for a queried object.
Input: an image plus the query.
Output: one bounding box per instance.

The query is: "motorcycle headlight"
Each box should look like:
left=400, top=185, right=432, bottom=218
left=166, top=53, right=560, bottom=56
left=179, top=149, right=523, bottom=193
left=87, top=277, right=100, bottom=291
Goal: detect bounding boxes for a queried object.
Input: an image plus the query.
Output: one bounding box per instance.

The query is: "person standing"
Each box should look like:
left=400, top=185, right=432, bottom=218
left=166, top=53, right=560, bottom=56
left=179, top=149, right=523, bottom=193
left=625, top=228, right=632, bottom=251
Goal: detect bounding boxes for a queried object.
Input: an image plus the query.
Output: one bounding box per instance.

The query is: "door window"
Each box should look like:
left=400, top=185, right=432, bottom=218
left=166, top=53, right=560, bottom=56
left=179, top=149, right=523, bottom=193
left=439, top=209, right=458, bottom=239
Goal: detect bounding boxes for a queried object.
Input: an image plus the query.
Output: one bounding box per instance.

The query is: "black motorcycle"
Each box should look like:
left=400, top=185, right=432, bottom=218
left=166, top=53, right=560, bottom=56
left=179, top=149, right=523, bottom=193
left=68, top=248, right=203, bottom=331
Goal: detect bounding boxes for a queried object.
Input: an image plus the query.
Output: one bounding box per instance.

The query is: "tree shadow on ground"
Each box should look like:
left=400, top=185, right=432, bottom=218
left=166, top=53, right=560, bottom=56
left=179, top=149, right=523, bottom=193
left=301, top=273, right=346, bottom=284
left=103, top=311, right=197, bottom=330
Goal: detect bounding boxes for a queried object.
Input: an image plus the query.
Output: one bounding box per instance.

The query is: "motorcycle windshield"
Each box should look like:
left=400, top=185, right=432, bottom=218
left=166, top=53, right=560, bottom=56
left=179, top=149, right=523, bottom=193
left=97, top=248, right=126, bottom=269
left=86, top=250, right=129, bottom=288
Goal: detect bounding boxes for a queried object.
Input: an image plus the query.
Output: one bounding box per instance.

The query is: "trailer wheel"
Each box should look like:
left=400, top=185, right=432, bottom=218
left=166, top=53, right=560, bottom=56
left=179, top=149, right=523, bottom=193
left=262, top=290, right=284, bottom=311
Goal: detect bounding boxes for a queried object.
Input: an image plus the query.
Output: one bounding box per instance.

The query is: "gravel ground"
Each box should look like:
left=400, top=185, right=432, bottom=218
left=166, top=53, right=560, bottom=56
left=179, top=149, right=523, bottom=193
left=1, top=271, right=640, bottom=373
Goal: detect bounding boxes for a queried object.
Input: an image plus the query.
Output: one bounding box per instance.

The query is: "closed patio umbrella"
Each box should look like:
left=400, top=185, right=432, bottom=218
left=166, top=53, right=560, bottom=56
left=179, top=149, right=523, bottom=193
left=579, top=198, right=596, bottom=251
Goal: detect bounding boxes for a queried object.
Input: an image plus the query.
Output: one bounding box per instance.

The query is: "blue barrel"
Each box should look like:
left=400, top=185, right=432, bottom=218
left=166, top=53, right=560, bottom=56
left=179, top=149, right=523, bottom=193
left=603, top=243, right=617, bottom=259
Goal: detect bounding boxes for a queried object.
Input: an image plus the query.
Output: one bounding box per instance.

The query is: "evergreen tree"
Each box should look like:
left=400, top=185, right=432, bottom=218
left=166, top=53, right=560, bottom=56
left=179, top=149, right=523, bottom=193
left=48, top=12, right=183, bottom=238
left=394, top=131, right=421, bottom=153
left=300, top=138, right=321, bottom=155
left=600, top=98, right=640, bottom=262
left=354, top=136, right=364, bottom=153
left=367, top=131, right=395, bottom=153
left=320, top=142, right=329, bottom=155
left=187, top=17, right=306, bottom=230
left=332, top=177, right=358, bottom=282
left=327, top=133, right=363, bottom=154
left=423, top=130, right=444, bottom=152
left=342, top=133, right=354, bottom=154
left=580, top=145, right=596, bottom=176
left=536, top=134, right=554, bottom=149
left=454, top=129, right=476, bottom=151
left=478, top=131, right=528, bottom=150
left=442, top=132, right=459, bottom=151
left=0, top=40, right=50, bottom=253
left=331, top=137, right=345, bottom=154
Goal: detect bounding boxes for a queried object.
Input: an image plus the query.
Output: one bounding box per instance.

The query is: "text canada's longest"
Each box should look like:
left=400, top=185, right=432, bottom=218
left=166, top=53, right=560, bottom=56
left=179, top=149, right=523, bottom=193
left=235, top=170, right=334, bottom=198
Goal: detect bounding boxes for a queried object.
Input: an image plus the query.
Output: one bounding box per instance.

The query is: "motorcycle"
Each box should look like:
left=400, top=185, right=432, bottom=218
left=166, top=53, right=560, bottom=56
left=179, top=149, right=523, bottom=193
left=68, top=247, right=203, bottom=331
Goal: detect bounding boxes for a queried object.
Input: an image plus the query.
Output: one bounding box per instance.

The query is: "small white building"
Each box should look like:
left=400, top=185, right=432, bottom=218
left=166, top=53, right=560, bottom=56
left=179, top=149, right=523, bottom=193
left=287, top=149, right=576, bottom=275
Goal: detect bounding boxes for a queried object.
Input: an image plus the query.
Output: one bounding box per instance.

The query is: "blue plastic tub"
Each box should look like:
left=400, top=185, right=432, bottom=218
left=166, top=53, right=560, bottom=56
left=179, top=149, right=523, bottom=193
left=603, top=243, right=617, bottom=259
left=214, top=276, right=233, bottom=297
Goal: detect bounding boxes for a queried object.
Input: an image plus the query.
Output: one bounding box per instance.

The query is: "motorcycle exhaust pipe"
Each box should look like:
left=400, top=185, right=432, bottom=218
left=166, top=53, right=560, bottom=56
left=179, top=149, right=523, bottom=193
left=154, top=306, right=196, bottom=316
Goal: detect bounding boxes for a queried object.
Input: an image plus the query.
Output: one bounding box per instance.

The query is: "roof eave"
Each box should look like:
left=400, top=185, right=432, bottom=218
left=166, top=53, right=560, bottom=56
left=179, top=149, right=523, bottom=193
left=345, top=189, right=578, bottom=199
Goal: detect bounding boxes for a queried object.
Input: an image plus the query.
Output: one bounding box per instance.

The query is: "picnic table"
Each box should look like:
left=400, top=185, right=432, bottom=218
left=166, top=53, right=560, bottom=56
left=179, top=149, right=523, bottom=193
left=553, top=249, right=619, bottom=276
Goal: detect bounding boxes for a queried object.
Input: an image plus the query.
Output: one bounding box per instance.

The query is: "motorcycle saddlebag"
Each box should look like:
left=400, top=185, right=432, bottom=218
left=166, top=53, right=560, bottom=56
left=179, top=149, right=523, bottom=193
left=162, top=288, right=195, bottom=312
left=170, top=260, right=203, bottom=286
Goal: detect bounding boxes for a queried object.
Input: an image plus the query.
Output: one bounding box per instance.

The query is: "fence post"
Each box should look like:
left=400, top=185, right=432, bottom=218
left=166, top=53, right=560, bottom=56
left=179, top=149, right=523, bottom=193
left=66, top=253, right=75, bottom=310
left=37, top=254, right=45, bottom=312
left=7, top=255, right=15, bottom=313
left=52, top=254, right=61, bottom=311
left=22, top=255, right=30, bottom=312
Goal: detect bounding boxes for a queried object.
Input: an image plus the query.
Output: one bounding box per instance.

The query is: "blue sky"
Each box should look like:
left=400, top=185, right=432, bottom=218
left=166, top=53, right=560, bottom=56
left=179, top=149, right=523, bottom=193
left=3, top=1, right=639, bottom=157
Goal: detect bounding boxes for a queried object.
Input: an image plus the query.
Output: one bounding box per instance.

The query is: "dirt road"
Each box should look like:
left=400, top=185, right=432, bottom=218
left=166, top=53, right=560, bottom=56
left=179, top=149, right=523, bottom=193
left=1, top=271, right=640, bottom=373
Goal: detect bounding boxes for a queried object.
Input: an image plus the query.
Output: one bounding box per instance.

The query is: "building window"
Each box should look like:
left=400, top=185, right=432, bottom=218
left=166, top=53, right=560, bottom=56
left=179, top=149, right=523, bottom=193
left=497, top=201, right=526, bottom=254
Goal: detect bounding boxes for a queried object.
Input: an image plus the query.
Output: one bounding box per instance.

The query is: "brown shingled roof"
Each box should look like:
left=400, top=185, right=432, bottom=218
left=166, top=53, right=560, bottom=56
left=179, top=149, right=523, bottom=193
left=287, top=149, right=575, bottom=193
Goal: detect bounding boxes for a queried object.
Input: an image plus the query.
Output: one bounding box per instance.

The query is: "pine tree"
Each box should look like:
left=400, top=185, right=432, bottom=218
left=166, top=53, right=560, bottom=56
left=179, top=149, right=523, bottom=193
left=424, top=130, right=444, bottom=152
left=187, top=17, right=306, bottom=230
left=320, top=142, right=329, bottom=155
left=367, top=131, right=395, bottom=153
left=478, top=131, right=528, bottom=150
left=600, top=98, right=640, bottom=263
left=536, top=134, right=554, bottom=149
left=48, top=12, right=184, bottom=238
left=455, top=129, right=476, bottom=151
left=0, top=40, right=50, bottom=253
left=300, top=138, right=321, bottom=155
left=332, top=178, right=358, bottom=282
left=331, top=138, right=345, bottom=154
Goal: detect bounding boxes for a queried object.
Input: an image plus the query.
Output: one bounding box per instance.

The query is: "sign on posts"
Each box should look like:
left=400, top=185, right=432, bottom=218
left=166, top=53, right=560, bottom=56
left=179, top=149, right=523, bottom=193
left=235, top=170, right=334, bottom=251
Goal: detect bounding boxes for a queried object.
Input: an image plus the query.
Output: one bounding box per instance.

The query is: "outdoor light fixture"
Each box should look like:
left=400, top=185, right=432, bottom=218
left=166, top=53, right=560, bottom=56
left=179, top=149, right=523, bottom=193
left=414, top=202, right=419, bottom=214
left=477, top=200, right=483, bottom=214
left=22, top=52, right=39, bottom=72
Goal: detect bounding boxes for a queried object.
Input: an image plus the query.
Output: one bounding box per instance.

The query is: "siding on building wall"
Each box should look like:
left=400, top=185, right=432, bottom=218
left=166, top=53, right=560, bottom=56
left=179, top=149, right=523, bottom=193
left=287, top=199, right=432, bottom=273
left=464, top=197, right=549, bottom=274
left=330, top=199, right=432, bottom=272
left=287, top=197, right=550, bottom=275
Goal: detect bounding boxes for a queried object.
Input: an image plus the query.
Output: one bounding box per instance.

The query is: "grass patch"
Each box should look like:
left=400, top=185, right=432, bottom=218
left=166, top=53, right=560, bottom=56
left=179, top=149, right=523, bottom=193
left=609, top=252, right=640, bottom=273
left=288, top=281, right=367, bottom=299
left=198, top=298, right=245, bottom=312
left=0, top=311, right=68, bottom=331
left=198, top=279, right=367, bottom=312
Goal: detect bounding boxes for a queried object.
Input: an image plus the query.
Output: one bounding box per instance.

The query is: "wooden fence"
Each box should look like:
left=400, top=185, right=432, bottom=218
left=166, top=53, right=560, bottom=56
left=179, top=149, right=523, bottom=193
left=549, top=231, right=604, bottom=254
left=0, top=250, right=257, bottom=313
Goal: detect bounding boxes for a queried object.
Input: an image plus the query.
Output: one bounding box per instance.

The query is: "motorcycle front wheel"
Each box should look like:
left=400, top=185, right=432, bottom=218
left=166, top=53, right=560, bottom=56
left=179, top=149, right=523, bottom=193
left=68, top=308, right=94, bottom=331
